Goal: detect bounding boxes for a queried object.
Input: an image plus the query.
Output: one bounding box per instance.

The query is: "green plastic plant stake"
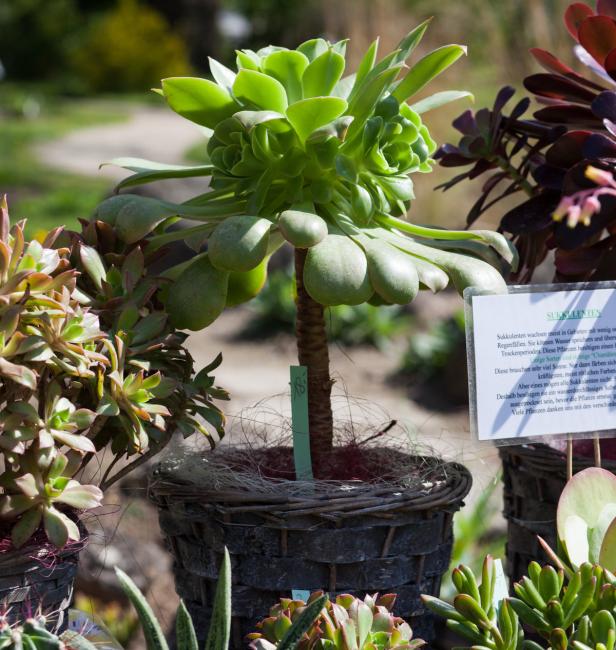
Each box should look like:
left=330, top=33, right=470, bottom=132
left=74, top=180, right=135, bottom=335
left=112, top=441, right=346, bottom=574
left=290, top=365, right=313, bottom=480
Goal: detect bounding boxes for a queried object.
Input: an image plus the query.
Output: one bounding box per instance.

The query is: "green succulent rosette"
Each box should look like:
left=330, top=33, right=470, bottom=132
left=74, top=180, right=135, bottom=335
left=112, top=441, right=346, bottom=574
left=100, top=22, right=517, bottom=329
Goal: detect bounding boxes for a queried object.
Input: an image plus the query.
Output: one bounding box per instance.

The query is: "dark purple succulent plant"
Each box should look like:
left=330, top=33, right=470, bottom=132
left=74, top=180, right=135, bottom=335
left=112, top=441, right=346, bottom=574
left=437, top=0, right=616, bottom=283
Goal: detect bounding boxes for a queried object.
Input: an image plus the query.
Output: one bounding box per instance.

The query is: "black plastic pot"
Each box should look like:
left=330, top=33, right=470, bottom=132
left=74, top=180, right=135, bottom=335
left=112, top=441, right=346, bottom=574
left=149, top=447, right=472, bottom=648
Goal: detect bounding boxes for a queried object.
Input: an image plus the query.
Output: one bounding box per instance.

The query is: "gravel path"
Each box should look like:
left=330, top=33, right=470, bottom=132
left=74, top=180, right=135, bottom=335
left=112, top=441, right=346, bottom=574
left=36, top=105, right=205, bottom=185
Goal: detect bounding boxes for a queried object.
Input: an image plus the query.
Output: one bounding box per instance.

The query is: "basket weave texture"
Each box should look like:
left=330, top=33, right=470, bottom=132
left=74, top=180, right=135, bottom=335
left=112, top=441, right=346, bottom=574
left=149, top=449, right=472, bottom=648
left=0, top=534, right=84, bottom=631
left=500, top=443, right=616, bottom=582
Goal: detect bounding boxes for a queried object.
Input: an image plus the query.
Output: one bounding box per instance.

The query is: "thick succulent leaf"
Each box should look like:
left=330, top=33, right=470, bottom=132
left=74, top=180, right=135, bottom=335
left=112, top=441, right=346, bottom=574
left=116, top=567, right=170, bottom=650
left=12, top=507, right=43, bottom=548
left=204, top=549, right=231, bottom=650
left=79, top=245, right=106, bottom=289
left=410, top=90, right=474, bottom=114
left=14, top=473, right=39, bottom=499
left=345, top=66, right=403, bottom=142
left=286, top=97, right=347, bottom=142
left=392, top=18, right=432, bottom=64
left=43, top=507, right=78, bottom=548
left=52, top=431, right=96, bottom=453
left=534, top=104, right=600, bottom=127
left=208, top=216, right=271, bottom=272
left=166, top=255, right=229, bottom=330
left=277, top=595, right=328, bottom=650
left=565, top=3, right=595, bottom=40
left=578, top=15, right=616, bottom=64
left=557, top=467, right=616, bottom=566
left=263, top=50, right=309, bottom=104
left=392, top=45, right=467, bottom=103
left=364, top=239, right=419, bottom=304
left=233, top=69, right=288, bottom=112
left=599, top=516, right=616, bottom=570
left=278, top=209, right=328, bottom=248
left=0, top=357, right=37, bottom=389
left=176, top=601, right=198, bottom=650
left=95, top=195, right=174, bottom=243
left=296, top=38, right=329, bottom=62
left=524, top=73, right=598, bottom=103
left=55, top=482, right=103, bottom=510
left=530, top=47, right=605, bottom=90
left=208, top=57, right=236, bottom=93
left=304, top=234, right=373, bottom=305
left=111, top=161, right=213, bottom=191
left=302, top=49, right=345, bottom=98
left=351, top=38, right=379, bottom=95
left=162, top=77, right=239, bottom=128
left=394, top=239, right=507, bottom=295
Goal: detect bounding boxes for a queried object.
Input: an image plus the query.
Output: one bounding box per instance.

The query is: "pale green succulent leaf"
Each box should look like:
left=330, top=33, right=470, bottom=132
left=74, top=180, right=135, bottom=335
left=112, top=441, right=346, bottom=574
left=233, top=69, right=288, bottom=112
left=208, top=56, right=236, bottom=93
left=263, top=49, right=309, bottom=103
left=162, top=77, right=240, bottom=128
left=410, top=90, right=474, bottom=114
left=302, top=49, right=346, bottom=98
left=286, top=97, right=348, bottom=142
left=392, top=45, right=467, bottom=103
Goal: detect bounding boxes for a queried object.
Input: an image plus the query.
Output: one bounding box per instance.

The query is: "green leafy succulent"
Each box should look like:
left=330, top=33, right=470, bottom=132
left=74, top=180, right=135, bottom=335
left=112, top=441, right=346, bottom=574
left=247, top=591, right=425, bottom=650
left=423, top=554, right=616, bottom=650
left=95, top=23, right=516, bottom=471
left=0, top=198, right=228, bottom=549
left=100, top=25, right=516, bottom=323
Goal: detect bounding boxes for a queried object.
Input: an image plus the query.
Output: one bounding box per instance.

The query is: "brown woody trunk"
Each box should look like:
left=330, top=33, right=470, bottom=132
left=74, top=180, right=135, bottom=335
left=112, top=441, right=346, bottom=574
left=294, top=248, right=334, bottom=472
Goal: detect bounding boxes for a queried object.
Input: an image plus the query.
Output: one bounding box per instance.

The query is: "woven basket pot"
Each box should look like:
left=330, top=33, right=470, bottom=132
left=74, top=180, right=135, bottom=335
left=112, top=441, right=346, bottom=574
left=0, top=528, right=85, bottom=631
left=499, top=443, right=616, bottom=582
left=149, top=447, right=472, bottom=648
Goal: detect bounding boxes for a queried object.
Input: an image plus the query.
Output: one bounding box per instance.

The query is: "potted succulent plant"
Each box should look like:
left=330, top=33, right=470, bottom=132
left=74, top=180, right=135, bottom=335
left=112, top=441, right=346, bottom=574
left=435, top=0, right=616, bottom=583
left=0, top=197, right=227, bottom=629
left=96, top=22, right=517, bottom=646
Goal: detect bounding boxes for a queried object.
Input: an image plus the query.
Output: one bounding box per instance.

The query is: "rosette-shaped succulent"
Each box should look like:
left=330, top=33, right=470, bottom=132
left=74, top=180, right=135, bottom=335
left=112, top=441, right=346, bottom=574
left=0, top=198, right=227, bottom=548
left=99, top=23, right=516, bottom=471
left=247, top=591, right=425, bottom=650
left=102, top=24, right=517, bottom=323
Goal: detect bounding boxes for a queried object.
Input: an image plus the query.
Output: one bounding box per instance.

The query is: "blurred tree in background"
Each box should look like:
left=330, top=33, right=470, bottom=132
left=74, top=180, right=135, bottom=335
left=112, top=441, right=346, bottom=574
left=72, top=0, right=191, bottom=92
left=0, top=0, right=81, bottom=81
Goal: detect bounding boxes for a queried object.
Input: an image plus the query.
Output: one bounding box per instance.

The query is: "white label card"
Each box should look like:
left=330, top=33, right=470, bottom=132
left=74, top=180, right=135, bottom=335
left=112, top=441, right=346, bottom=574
left=467, top=285, right=616, bottom=442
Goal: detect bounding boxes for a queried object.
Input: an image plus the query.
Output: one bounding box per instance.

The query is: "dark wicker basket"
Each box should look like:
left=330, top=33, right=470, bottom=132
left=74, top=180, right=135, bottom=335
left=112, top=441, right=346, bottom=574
left=149, top=448, right=472, bottom=648
left=499, top=443, right=616, bottom=582
left=0, top=531, right=85, bottom=631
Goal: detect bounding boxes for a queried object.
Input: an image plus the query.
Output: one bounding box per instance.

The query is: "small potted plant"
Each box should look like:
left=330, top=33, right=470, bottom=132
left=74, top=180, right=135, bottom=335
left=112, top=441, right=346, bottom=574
left=97, top=23, right=517, bottom=646
left=435, top=0, right=616, bottom=583
left=0, top=197, right=227, bottom=629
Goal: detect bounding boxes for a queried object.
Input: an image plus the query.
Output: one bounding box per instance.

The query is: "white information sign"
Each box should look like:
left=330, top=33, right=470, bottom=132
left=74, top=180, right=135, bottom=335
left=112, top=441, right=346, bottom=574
left=465, top=283, right=616, bottom=443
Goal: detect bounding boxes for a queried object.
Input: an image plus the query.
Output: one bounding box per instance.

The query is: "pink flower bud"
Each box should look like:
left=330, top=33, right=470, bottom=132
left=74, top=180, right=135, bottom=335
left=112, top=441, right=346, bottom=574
left=566, top=204, right=581, bottom=228
left=585, top=166, right=615, bottom=187
left=552, top=196, right=573, bottom=222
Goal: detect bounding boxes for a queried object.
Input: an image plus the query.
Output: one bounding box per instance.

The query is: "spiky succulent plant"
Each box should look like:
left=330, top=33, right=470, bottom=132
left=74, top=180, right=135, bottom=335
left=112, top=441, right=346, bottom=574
left=424, top=554, right=616, bottom=650
left=97, top=23, right=516, bottom=472
left=0, top=197, right=227, bottom=549
left=247, top=591, right=425, bottom=650
left=0, top=613, right=97, bottom=650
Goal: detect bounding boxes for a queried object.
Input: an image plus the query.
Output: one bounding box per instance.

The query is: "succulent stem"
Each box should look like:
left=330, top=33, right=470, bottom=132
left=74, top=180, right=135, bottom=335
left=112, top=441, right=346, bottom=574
left=294, top=248, right=334, bottom=473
